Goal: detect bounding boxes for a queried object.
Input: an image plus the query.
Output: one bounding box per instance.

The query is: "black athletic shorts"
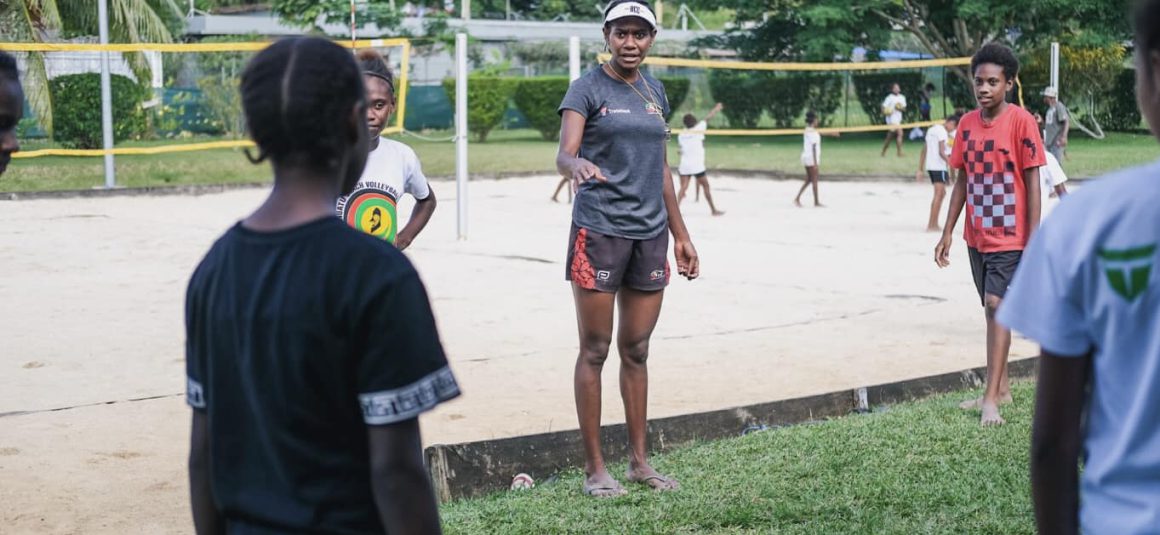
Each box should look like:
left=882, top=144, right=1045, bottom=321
left=928, top=170, right=949, bottom=184
left=566, top=224, right=670, bottom=292
left=968, top=248, right=1022, bottom=306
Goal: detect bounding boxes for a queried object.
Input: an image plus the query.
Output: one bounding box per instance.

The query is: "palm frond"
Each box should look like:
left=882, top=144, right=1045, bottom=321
left=21, top=51, right=54, bottom=137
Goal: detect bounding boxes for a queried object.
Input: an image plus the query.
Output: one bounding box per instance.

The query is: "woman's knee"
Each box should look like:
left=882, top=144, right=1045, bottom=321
left=578, top=333, right=612, bottom=365
left=619, top=337, right=651, bottom=366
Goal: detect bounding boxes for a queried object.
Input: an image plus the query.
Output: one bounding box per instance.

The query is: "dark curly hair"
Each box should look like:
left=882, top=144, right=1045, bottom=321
left=240, top=37, right=364, bottom=170
left=970, top=42, right=1020, bottom=81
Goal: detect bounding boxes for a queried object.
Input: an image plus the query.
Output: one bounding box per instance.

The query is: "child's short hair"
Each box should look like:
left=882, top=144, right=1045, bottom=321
left=805, top=110, right=818, bottom=125
left=971, top=42, right=1020, bottom=81
left=924, top=82, right=935, bottom=91
left=1136, top=0, right=1160, bottom=66
left=945, top=113, right=961, bottom=125
left=682, top=113, right=696, bottom=128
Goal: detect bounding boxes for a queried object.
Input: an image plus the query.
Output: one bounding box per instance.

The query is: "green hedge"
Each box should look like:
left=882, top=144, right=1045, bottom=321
left=443, top=76, right=518, bottom=142
left=1100, top=69, right=1143, bottom=132
left=656, top=76, right=689, bottom=121
left=514, top=77, right=571, bottom=141
left=50, top=73, right=146, bottom=148
left=944, top=71, right=977, bottom=112
left=510, top=75, right=691, bottom=141
left=708, top=71, right=844, bottom=128
left=852, top=72, right=925, bottom=124
left=707, top=70, right=767, bottom=128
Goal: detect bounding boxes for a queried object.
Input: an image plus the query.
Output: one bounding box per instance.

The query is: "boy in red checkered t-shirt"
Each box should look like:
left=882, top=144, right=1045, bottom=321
left=935, top=42, right=1045, bottom=426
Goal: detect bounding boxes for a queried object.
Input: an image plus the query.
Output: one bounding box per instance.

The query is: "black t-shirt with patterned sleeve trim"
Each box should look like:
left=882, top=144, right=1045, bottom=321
left=184, top=216, right=459, bottom=534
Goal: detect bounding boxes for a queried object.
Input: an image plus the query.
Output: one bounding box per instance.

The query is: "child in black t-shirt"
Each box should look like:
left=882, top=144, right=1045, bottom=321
left=0, top=51, right=23, bottom=176
left=185, top=37, right=459, bottom=534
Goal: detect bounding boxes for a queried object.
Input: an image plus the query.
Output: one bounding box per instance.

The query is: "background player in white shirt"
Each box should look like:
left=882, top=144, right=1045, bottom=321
left=336, top=49, right=437, bottom=250
left=795, top=111, right=839, bottom=207
left=676, top=102, right=724, bottom=216
left=1038, top=151, right=1068, bottom=221
left=916, top=114, right=959, bottom=231
left=880, top=83, right=907, bottom=157
left=1001, top=5, right=1160, bottom=532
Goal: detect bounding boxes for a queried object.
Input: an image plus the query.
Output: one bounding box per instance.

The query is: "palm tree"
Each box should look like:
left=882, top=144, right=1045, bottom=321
left=0, top=0, right=182, bottom=137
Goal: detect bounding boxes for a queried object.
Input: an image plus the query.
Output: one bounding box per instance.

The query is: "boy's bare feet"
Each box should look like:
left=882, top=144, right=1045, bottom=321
left=959, top=393, right=1013, bottom=410
left=980, top=401, right=1006, bottom=426
left=711, top=210, right=725, bottom=216
left=582, top=470, right=627, bottom=498
left=626, top=462, right=679, bottom=492
left=794, top=199, right=803, bottom=207
left=814, top=203, right=825, bottom=208
left=927, top=225, right=941, bottom=232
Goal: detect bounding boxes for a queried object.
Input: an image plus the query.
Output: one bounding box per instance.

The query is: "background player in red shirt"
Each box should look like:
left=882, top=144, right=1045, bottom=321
left=934, top=42, right=1044, bottom=426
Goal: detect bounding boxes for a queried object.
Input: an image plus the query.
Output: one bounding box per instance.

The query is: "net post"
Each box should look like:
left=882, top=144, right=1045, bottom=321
left=98, top=0, right=116, bottom=188
left=1050, top=42, right=1060, bottom=91
left=455, top=33, right=469, bottom=241
left=843, top=70, right=850, bottom=128
left=569, top=36, right=580, bottom=82
left=395, top=40, right=412, bottom=132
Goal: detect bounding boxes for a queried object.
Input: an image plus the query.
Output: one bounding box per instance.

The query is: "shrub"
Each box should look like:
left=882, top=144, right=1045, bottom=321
left=943, top=70, right=977, bottom=112
left=656, top=76, right=690, bottom=120
left=442, top=76, right=518, bottom=142
left=513, top=77, right=571, bottom=140
left=1100, top=69, right=1143, bottom=132
left=707, top=70, right=768, bottom=128
left=50, top=73, right=146, bottom=149
left=852, top=72, right=925, bottom=124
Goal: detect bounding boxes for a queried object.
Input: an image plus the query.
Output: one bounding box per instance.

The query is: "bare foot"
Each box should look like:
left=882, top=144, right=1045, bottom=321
left=583, top=470, right=627, bottom=498
left=712, top=210, right=725, bottom=216
left=626, top=463, right=679, bottom=492
left=980, top=401, right=1006, bottom=426
left=551, top=196, right=559, bottom=203
left=959, top=393, right=1013, bottom=410
left=794, top=199, right=803, bottom=207
left=926, top=225, right=941, bottom=232
left=814, top=203, right=825, bottom=208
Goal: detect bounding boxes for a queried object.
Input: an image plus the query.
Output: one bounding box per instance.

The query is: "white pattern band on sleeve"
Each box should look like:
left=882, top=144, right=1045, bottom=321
left=359, top=366, right=461, bottom=425
left=187, top=377, right=206, bottom=409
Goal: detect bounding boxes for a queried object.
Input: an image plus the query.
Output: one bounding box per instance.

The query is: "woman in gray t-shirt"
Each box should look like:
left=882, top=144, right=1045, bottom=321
left=555, top=0, right=700, bottom=498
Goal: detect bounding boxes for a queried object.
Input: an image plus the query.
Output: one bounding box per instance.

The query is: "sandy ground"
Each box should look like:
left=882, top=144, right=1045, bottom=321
left=0, top=176, right=1044, bottom=533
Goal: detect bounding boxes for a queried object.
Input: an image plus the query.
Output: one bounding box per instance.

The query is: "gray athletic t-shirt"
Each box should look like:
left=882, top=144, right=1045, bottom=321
left=558, top=67, right=671, bottom=240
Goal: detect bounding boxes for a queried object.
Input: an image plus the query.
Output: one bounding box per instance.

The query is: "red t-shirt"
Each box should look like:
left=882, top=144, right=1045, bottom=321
left=949, top=106, right=1046, bottom=252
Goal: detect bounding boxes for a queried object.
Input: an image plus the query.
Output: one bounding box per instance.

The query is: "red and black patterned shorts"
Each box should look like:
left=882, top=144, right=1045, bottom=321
left=566, top=224, right=670, bottom=293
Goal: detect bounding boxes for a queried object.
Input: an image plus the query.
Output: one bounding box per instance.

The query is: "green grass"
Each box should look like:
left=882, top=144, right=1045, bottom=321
left=441, top=382, right=1038, bottom=534
left=4, top=130, right=1157, bottom=193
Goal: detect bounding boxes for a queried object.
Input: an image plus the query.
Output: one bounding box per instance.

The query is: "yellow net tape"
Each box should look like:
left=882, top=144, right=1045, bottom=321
left=596, top=54, right=971, bottom=71
left=683, top=121, right=941, bottom=137
left=12, top=127, right=403, bottom=159
left=0, top=38, right=409, bottom=53
left=4, top=39, right=411, bottom=158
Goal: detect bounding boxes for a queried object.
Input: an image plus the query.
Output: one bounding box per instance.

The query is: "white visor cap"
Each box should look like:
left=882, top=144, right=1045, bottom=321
left=604, top=2, right=657, bottom=30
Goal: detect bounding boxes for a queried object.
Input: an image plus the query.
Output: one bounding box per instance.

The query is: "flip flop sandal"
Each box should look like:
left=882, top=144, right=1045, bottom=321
left=631, top=475, right=679, bottom=491
left=583, top=484, right=627, bottom=498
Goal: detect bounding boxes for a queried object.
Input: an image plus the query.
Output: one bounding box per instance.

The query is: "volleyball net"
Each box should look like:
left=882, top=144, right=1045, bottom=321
left=598, top=54, right=978, bottom=136
left=4, top=38, right=411, bottom=159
